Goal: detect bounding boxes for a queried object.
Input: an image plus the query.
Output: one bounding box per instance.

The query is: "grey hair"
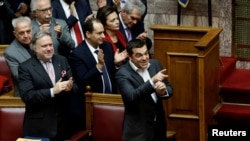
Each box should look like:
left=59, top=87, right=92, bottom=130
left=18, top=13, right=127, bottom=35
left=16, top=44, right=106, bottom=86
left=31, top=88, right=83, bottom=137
left=123, top=0, right=145, bottom=16
left=30, top=0, right=51, bottom=11
left=12, top=16, right=31, bottom=29
left=31, top=30, right=52, bottom=49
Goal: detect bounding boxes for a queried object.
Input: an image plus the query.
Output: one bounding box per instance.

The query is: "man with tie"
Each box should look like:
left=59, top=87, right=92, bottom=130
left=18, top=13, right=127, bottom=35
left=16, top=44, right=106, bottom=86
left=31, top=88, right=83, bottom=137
left=119, top=0, right=152, bottom=57
left=69, top=18, right=124, bottom=94
left=68, top=18, right=124, bottom=133
left=97, top=0, right=147, bottom=20
left=18, top=30, right=74, bottom=141
left=52, top=0, right=94, bottom=46
left=115, top=39, right=173, bottom=141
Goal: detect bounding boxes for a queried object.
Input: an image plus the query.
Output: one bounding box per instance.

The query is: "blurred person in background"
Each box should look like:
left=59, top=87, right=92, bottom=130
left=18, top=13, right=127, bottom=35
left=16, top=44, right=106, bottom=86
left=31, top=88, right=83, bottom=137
left=52, top=0, right=94, bottom=46
left=0, top=0, right=16, bottom=44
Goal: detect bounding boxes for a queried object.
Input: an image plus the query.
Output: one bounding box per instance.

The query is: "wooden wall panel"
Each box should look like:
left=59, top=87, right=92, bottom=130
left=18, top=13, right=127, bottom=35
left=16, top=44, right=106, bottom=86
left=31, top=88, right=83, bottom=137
left=151, top=25, right=222, bottom=141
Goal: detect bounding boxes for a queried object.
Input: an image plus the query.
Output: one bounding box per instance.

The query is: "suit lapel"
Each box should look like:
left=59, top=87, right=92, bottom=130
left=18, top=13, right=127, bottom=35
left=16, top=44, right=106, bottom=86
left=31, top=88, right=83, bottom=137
left=52, top=56, right=62, bottom=82
left=11, top=40, right=31, bottom=61
left=32, top=58, right=53, bottom=86
left=126, top=63, right=145, bottom=85
left=82, top=42, right=97, bottom=65
left=148, top=62, right=157, bottom=77
left=119, top=17, right=128, bottom=43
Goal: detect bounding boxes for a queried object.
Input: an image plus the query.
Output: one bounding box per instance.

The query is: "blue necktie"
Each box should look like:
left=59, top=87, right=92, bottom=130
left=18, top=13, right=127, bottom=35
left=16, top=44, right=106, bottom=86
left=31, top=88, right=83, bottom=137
left=95, top=50, right=112, bottom=93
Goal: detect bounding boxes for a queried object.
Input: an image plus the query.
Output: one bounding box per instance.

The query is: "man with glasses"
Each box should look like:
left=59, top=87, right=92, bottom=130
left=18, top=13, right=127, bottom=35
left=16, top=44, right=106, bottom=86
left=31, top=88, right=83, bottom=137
left=52, top=0, right=94, bottom=46
left=30, top=0, right=75, bottom=58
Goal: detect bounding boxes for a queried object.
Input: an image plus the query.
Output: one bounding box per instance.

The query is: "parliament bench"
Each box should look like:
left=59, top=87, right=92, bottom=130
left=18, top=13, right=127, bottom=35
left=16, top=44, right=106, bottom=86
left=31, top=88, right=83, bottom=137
left=71, top=90, right=176, bottom=141
left=0, top=96, right=25, bottom=141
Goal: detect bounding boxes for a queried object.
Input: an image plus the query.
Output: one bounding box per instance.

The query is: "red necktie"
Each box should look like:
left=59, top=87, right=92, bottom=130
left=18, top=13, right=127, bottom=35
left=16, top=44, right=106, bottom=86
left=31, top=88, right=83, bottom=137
left=73, top=22, right=83, bottom=45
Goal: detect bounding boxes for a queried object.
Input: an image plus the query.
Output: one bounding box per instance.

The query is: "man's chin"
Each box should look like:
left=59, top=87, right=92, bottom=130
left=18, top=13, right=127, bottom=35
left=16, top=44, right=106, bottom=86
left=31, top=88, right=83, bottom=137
left=140, top=64, right=148, bottom=69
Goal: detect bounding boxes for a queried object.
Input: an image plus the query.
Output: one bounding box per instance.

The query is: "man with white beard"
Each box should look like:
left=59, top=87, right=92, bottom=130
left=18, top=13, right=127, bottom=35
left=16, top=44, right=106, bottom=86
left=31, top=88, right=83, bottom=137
left=30, top=0, right=75, bottom=58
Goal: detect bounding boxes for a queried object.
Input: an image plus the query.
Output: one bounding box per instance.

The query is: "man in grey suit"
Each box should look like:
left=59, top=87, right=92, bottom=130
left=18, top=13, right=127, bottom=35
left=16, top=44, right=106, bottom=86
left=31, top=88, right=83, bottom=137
left=30, top=0, right=75, bottom=58
left=4, top=16, right=33, bottom=96
left=115, top=39, right=173, bottom=141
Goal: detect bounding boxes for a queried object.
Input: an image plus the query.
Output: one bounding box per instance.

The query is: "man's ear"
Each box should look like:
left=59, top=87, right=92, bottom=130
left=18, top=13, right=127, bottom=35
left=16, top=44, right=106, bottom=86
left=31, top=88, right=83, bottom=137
left=86, top=31, right=91, bottom=38
left=13, top=31, right=17, bottom=38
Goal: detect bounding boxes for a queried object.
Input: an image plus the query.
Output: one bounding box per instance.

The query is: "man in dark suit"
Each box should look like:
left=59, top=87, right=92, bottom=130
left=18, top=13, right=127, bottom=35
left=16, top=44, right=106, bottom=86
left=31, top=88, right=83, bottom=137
left=0, top=0, right=16, bottom=44
left=4, top=16, right=33, bottom=97
left=68, top=18, right=124, bottom=132
left=18, top=30, right=74, bottom=141
left=115, top=39, right=173, bottom=141
left=98, top=0, right=147, bottom=20
left=69, top=18, right=124, bottom=94
left=52, top=0, right=94, bottom=46
left=30, top=0, right=75, bottom=57
left=119, top=0, right=152, bottom=56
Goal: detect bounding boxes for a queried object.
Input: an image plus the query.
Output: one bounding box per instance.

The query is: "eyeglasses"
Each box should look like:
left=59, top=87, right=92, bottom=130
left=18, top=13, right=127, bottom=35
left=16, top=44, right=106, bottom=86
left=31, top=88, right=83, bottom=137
left=36, top=7, right=53, bottom=13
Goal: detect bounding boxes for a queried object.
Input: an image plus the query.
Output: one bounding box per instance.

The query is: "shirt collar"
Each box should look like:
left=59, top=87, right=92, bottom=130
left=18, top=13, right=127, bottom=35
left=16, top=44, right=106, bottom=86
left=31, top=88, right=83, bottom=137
left=85, top=40, right=100, bottom=53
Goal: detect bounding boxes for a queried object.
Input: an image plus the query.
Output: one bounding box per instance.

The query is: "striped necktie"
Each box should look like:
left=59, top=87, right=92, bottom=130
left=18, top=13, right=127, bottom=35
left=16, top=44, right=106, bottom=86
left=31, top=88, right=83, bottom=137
left=45, top=61, right=55, bottom=85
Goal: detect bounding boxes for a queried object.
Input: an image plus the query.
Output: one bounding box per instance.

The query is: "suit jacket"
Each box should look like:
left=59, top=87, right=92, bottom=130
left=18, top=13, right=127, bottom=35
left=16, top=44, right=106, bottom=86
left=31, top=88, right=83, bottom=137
left=18, top=54, right=73, bottom=139
left=119, top=15, right=152, bottom=51
left=69, top=41, right=117, bottom=93
left=4, top=39, right=32, bottom=96
left=119, top=15, right=144, bottom=43
left=31, top=17, right=75, bottom=57
left=52, top=0, right=92, bottom=29
left=0, top=0, right=15, bottom=43
left=115, top=59, right=173, bottom=141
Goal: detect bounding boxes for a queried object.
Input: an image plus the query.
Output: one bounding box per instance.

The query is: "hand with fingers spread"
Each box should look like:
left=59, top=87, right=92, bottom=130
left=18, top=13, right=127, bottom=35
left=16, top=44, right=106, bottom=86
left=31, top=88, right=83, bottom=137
left=151, top=69, right=168, bottom=83
left=114, top=49, right=128, bottom=65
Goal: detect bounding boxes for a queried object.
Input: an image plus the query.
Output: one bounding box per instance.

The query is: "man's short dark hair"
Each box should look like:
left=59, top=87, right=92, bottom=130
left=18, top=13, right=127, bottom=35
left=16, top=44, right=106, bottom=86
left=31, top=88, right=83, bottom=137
left=82, top=18, right=102, bottom=38
left=126, top=39, right=147, bottom=55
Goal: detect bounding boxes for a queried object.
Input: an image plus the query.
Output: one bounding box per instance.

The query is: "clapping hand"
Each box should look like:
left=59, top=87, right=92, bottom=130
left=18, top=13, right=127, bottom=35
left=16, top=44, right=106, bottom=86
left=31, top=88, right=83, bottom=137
left=155, top=81, right=167, bottom=95
left=114, top=49, right=128, bottom=65
left=53, top=77, right=73, bottom=94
